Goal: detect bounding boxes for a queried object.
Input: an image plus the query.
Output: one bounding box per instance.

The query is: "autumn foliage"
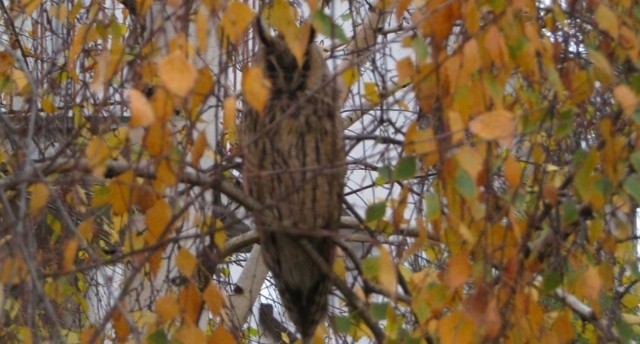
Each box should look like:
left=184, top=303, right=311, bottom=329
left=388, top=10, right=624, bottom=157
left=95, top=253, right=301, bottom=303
left=0, top=0, right=639, bottom=343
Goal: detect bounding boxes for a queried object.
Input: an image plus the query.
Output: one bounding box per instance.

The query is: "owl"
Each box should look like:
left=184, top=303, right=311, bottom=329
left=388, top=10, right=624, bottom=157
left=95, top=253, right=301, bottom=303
left=240, top=21, right=346, bottom=342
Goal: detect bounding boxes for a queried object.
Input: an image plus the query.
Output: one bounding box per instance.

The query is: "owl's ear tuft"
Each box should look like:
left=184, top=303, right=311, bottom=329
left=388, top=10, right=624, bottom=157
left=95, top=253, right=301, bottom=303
left=307, top=23, right=316, bottom=47
left=255, top=17, right=274, bottom=48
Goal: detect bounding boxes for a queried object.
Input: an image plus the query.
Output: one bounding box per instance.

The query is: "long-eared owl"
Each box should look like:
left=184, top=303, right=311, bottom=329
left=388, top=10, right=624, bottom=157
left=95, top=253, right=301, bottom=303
left=239, top=21, right=346, bottom=342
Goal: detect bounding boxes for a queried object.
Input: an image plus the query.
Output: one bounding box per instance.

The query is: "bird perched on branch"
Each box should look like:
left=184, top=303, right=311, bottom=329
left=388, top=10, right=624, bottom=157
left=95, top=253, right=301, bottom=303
left=240, top=20, right=346, bottom=342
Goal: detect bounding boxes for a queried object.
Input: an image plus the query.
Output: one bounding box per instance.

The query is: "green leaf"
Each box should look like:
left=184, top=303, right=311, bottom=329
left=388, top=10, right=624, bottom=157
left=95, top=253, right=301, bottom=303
left=366, top=202, right=386, bottom=222
left=334, top=316, right=351, bottom=334
left=376, top=165, right=392, bottom=184
left=371, top=302, right=388, bottom=321
left=146, top=330, right=170, bottom=344
left=394, top=156, right=416, bottom=180
left=630, top=152, right=640, bottom=172
left=412, top=38, right=429, bottom=60
left=623, top=174, right=640, bottom=203
left=362, top=257, right=379, bottom=279
left=312, top=11, right=348, bottom=43
left=425, top=193, right=441, bottom=221
left=561, top=199, right=578, bottom=225
left=455, top=168, right=476, bottom=199
left=541, top=270, right=562, bottom=293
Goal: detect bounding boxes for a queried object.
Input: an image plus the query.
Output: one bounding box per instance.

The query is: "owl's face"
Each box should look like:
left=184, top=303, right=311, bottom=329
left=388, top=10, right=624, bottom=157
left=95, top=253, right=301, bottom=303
left=254, top=23, right=322, bottom=95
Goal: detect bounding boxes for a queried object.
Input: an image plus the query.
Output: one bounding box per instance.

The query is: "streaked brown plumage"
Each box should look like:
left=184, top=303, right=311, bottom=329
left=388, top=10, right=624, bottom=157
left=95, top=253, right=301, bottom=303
left=240, top=22, right=345, bottom=342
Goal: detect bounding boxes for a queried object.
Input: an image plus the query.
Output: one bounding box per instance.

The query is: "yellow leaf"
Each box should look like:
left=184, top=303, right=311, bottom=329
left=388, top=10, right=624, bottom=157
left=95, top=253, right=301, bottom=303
left=63, top=238, right=79, bottom=272
left=378, top=246, right=397, bottom=299
left=242, top=66, right=271, bottom=114
left=144, top=198, right=172, bottom=243
left=342, top=67, right=360, bottom=88
left=214, top=219, right=226, bottom=248
left=469, top=110, right=514, bottom=146
left=156, top=294, right=179, bottom=322
left=85, top=136, right=110, bottom=176
left=108, top=170, right=134, bottom=215
left=220, top=2, right=254, bottom=44
left=189, top=68, right=215, bottom=119
left=191, top=131, right=207, bottom=166
left=613, top=85, right=638, bottom=118
left=29, top=183, right=49, bottom=217
left=396, top=57, right=414, bottom=84
left=444, top=252, right=471, bottom=289
left=12, top=70, right=28, bottom=92
left=364, top=82, right=380, bottom=103
left=158, top=51, right=197, bottom=97
left=455, top=146, right=482, bottom=182
left=144, top=122, right=170, bottom=156
left=405, top=123, right=438, bottom=169
left=78, top=218, right=95, bottom=241
left=156, top=159, right=177, bottom=187
left=41, top=95, right=56, bottom=114
left=595, top=5, right=619, bottom=39
left=128, top=89, right=156, bottom=128
left=581, top=267, right=602, bottom=302
left=223, top=97, right=236, bottom=144
left=20, top=0, right=42, bottom=15
left=438, top=311, right=476, bottom=344
left=283, top=23, right=312, bottom=67
left=461, top=38, right=480, bottom=82
left=203, top=283, right=224, bottom=316
left=177, top=248, right=198, bottom=278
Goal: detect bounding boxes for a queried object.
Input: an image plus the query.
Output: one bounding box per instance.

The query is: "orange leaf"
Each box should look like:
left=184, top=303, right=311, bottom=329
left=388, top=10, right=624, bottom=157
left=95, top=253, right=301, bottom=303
left=191, top=131, right=207, bottom=166
left=158, top=51, right=197, bottom=97
left=129, top=89, right=155, bottom=128
left=595, top=4, right=619, bottom=39
left=144, top=198, right=172, bottom=243
left=29, top=183, right=50, bottom=217
left=220, top=2, right=254, bottom=44
left=613, top=85, right=638, bottom=118
left=63, top=238, right=79, bottom=272
left=178, top=324, right=206, bottom=344
left=203, top=283, right=224, bottom=316
left=242, top=66, right=271, bottom=114
left=444, top=252, right=471, bottom=289
left=0, top=256, right=29, bottom=285
left=581, top=267, right=602, bottom=302
left=503, top=154, right=521, bottom=190
left=455, top=146, right=482, bottom=182
left=108, top=170, right=134, bottom=215
left=208, top=325, right=237, bottom=344
left=155, top=294, right=179, bottom=322
left=469, top=110, right=514, bottom=146
left=177, top=248, right=197, bottom=278
left=438, top=311, right=476, bottom=344
left=178, top=284, right=203, bottom=324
